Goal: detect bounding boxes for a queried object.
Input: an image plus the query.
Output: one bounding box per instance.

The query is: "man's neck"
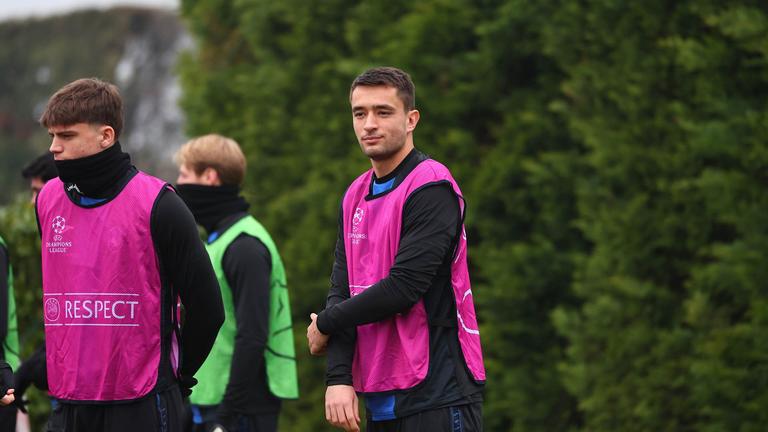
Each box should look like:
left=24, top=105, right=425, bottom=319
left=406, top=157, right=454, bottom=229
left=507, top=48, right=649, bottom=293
left=371, top=141, right=414, bottom=178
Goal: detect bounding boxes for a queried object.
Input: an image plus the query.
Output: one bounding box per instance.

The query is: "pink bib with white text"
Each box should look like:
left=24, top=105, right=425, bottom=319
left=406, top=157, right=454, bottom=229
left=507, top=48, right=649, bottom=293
left=342, top=159, right=485, bottom=393
left=38, top=172, right=165, bottom=401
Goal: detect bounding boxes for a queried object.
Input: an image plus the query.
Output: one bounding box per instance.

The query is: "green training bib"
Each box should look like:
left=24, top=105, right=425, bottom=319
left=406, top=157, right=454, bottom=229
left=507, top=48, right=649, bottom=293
left=0, top=236, right=20, bottom=370
left=190, top=216, right=298, bottom=405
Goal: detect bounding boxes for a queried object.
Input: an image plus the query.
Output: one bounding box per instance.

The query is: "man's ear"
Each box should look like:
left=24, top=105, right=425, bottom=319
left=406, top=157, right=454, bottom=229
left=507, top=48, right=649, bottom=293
left=99, top=126, right=116, bottom=148
left=202, top=167, right=222, bottom=186
left=406, top=109, right=420, bottom=133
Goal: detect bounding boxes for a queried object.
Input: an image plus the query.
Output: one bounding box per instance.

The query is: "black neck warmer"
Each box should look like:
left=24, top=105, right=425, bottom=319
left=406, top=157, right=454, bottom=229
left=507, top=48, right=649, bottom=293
left=54, top=142, right=132, bottom=198
left=175, top=184, right=250, bottom=233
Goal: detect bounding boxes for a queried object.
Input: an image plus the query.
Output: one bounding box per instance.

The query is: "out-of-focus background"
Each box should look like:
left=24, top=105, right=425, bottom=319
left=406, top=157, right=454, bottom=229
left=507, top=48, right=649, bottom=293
left=1, top=1, right=767, bottom=431
left=0, top=0, right=188, bottom=194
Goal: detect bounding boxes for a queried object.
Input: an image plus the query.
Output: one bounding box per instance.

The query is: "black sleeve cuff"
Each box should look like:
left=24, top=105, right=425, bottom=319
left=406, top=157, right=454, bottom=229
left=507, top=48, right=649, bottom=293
left=316, top=309, right=332, bottom=335
left=326, top=376, right=353, bottom=386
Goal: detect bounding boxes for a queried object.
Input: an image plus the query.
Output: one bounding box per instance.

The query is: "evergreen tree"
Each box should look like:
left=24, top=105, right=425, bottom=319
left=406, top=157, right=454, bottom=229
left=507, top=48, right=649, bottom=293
left=550, top=1, right=768, bottom=430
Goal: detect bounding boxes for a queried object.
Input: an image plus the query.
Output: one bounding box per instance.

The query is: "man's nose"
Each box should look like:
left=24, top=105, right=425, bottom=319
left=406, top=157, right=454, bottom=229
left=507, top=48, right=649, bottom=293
left=49, top=139, right=61, bottom=154
left=363, top=115, right=377, bottom=131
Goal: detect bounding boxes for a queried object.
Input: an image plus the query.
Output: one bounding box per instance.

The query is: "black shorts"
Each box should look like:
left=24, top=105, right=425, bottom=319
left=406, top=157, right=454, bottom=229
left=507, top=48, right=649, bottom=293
left=189, top=403, right=279, bottom=432
left=46, top=386, right=184, bottom=432
left=367, top=402, right=483, bottom=432
left=0, top=403, right=16, bottom=432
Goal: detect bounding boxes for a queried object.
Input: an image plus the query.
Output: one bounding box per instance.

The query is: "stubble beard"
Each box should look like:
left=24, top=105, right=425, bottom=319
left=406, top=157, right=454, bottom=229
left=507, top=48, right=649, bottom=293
left=360, top=134, right=406, bottom=162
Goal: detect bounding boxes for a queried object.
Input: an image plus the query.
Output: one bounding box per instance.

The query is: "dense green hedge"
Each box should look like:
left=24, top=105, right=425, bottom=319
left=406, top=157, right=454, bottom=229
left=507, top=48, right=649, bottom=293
left=548, top=2, right=768, bottom=430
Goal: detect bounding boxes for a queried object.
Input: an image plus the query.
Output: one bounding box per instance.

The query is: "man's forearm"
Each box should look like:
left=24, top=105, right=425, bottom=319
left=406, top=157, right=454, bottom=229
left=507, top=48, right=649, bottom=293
left=152, top=190, right=224, bottom=378
left=325, top=223, right=355, bottom=385
left=317, top=184, right=459, bottom=335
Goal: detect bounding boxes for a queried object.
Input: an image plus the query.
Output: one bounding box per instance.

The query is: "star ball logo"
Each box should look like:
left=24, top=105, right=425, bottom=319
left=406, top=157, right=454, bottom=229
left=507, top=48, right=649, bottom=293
left=352, top=208, right=365, bottom=232
left=52, top=216, right=66, bottom=234
left=349, top=207, right=367, bottom=244
left=45, top=298, right=60, bottom=322
left=47, top=215, right=72, bottom=253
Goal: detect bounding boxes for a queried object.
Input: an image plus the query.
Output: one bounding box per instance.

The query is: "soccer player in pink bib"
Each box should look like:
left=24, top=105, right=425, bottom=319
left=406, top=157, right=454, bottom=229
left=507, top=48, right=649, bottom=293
left=36, top=78, right=224, bottom=432
left=307, top=67, right=486, bottom=432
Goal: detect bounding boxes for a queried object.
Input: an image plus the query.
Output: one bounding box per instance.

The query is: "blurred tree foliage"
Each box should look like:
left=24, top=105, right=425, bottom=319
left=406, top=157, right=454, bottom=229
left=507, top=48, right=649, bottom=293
left=0, top=9, right=120, bottom=203
left=549, top=1, right=768, bottom=431
left=0, top=7, right=185, bottom=205
left=0, top=199, right=48, bottom=424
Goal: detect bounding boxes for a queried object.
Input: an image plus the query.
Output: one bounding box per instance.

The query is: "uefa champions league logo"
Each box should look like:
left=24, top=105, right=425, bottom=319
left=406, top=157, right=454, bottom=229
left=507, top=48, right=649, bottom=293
left=47, top=216, right=72, bottom=253
left=352, top=208, right=365, bottom=233
left=45, top=298, right=60, bottom=322
left=352, top=208, right=364, bottom=229
left=52, top=216, right=67, bottom=234
left=353, top=208, right=364, bottom=225
left=348, top=207, right=367, bottom=244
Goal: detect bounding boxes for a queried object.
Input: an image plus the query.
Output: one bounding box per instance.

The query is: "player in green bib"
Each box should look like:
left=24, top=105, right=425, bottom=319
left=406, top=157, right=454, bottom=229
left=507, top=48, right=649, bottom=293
left=0, top=235, right=20, bottom=429
left=175, top=134, right=298, bottom=432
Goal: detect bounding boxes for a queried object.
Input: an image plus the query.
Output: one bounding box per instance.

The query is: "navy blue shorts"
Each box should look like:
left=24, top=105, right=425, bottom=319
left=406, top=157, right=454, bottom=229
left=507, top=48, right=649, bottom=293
left=367, top=402, right=483, bottom=432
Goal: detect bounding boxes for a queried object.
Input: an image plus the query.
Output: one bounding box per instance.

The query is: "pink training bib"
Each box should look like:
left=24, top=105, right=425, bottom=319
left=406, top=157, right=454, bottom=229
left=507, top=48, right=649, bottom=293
left=38, top=172, right=166, bottom=401
left=342, top=159, right=486, bottom=393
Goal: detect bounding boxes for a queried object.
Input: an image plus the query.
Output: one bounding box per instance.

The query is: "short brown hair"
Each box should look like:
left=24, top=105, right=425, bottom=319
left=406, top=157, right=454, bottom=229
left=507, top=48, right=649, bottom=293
left=175, top=134, right=246, bottom=186
left=350, top=67, right=416, bottom=111
left=40, top=78, right=124, bottom=139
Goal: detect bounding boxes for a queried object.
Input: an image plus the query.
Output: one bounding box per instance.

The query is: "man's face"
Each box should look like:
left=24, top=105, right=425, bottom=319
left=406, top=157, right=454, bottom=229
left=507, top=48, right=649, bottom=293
left=351, top=86, right=417, bottom=161
left=176, top=164, right=219, bottom=186
left=29, top=177, right=45, bottom=204
left=48, top=123, right=110, bottom=160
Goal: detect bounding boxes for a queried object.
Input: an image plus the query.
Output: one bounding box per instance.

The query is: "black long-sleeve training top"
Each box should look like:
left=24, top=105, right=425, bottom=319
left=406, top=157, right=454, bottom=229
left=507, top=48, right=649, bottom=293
left=151, top=181, right=225, bottom=385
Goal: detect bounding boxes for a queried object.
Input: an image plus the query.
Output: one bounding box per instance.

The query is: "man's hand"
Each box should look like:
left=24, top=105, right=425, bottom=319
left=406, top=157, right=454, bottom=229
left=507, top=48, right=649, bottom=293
left=325, top=385, right=360, bottom=431
left=307, top=313, right=329, bottom=356
left=0, top=389, right=14, bottom=406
